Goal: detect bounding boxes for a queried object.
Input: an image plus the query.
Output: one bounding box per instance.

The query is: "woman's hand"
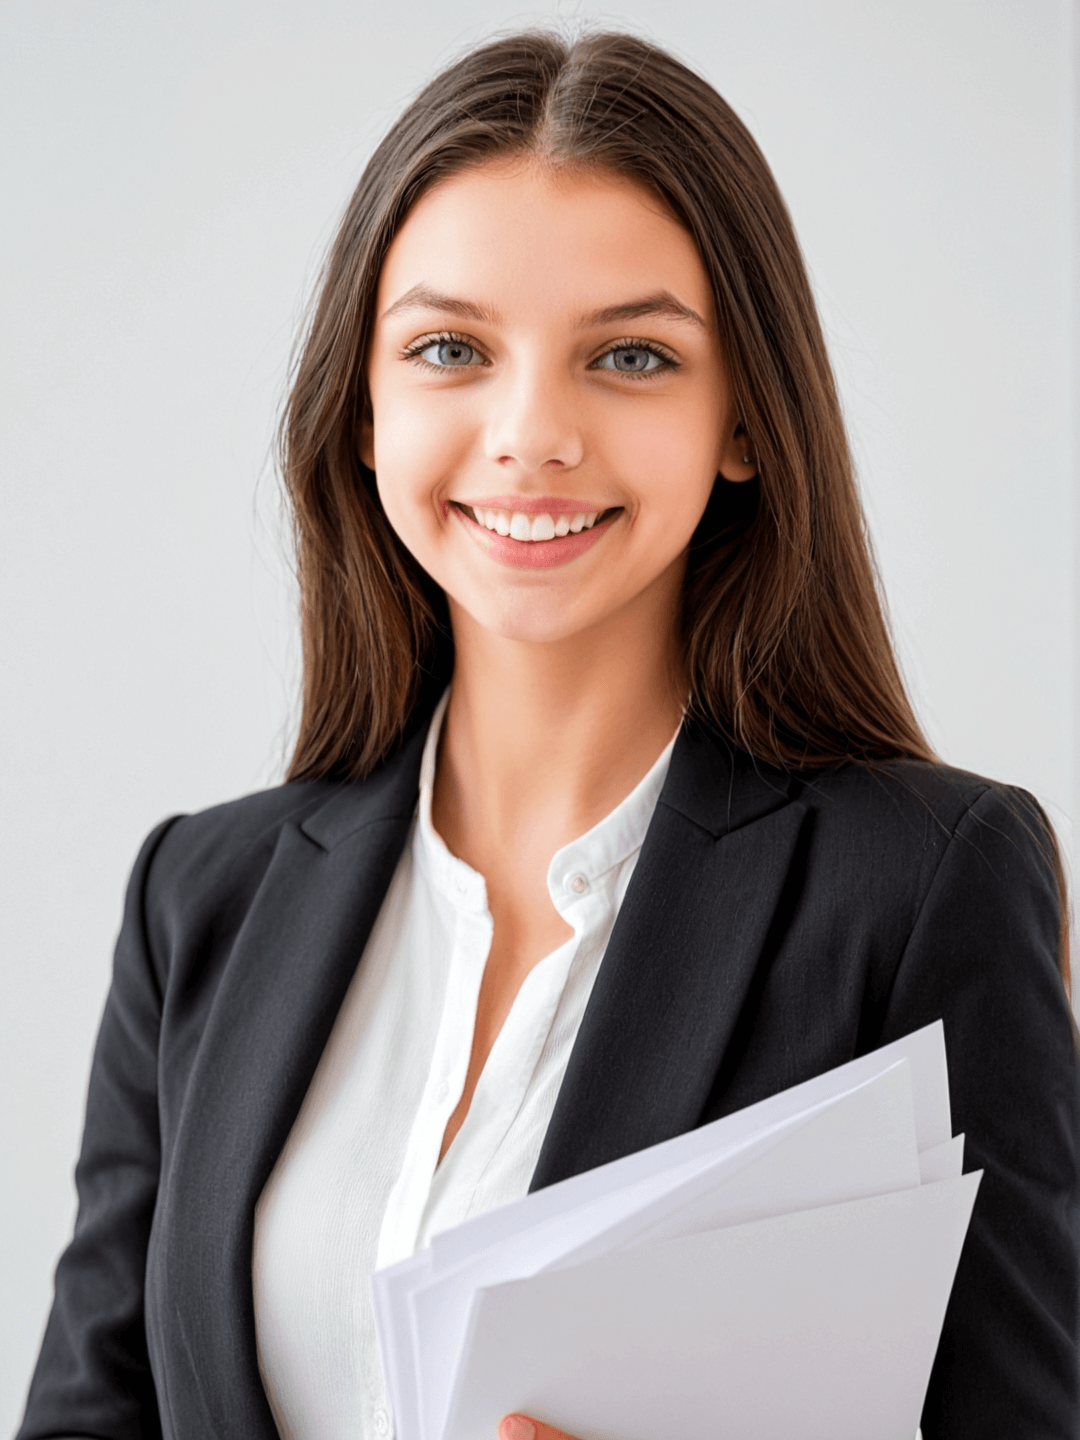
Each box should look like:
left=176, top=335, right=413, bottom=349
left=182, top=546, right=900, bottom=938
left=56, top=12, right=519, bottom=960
left=499, top=1414, right=582, bottom=1440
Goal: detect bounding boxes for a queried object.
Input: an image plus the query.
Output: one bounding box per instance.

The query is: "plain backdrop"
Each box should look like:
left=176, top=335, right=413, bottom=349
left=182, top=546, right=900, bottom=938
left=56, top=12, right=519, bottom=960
left=1, top=0, right=1076, bottom=1425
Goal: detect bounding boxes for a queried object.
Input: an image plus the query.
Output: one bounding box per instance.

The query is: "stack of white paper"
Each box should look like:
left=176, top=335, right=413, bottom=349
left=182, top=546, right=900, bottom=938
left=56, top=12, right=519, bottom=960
left=374, top=1021, right=978, bottom=1440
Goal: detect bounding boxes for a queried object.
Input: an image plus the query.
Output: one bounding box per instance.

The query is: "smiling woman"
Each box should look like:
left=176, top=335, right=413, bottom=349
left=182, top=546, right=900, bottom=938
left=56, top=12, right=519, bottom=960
left=16, top=25, right=1079, bottom=1440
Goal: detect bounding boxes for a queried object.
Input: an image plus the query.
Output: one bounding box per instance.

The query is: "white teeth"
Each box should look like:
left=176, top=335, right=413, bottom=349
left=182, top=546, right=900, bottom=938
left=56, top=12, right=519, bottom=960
left=464, top=505, right=609, bottom=540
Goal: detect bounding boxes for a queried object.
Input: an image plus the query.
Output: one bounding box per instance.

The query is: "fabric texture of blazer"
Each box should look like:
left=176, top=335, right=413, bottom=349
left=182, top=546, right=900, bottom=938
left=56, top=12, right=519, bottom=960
left=17, top=705, right=1080, bottom=1440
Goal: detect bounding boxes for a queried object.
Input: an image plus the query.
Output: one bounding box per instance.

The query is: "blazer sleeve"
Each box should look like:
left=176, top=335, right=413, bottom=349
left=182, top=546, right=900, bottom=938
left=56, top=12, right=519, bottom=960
left=877, top=784, right=1080, bottom=1440
left=16, top=817, right=180, bottom=1440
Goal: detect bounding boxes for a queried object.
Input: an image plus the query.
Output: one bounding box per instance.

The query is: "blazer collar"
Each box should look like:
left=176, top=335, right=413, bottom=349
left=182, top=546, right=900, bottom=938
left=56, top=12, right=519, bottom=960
left=659, top=716, right=795, bottom=837
left=298, top=680, right=444, bottom=850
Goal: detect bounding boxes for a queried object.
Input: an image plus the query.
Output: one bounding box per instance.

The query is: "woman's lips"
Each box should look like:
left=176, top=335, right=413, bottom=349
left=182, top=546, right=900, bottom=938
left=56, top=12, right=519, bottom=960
left=451, top=502, right=621, bottom=570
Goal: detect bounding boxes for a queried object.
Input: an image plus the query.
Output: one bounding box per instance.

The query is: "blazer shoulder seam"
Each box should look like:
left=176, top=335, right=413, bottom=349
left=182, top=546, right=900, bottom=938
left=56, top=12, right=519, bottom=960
left=889, top=783, right=1018, bottom=986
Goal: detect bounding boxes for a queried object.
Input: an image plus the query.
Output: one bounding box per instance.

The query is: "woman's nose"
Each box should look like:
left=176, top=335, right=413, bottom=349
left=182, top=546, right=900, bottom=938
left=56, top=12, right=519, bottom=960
left=482, top=363, right=584, bottom=475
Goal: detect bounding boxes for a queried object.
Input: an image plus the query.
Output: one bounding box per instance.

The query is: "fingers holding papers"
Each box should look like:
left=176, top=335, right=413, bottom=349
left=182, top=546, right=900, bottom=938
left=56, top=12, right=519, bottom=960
left=499, top=1414, right=580, bottom=1440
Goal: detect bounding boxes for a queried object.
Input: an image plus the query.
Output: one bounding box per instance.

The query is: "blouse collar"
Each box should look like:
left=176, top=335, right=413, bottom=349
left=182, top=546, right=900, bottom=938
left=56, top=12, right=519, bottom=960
left=414, top=688, right=678, bottom=915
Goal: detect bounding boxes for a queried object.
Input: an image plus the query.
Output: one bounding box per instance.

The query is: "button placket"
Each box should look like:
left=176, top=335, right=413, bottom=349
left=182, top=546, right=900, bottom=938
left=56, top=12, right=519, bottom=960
left=426, top=911, right=489, bottom=1116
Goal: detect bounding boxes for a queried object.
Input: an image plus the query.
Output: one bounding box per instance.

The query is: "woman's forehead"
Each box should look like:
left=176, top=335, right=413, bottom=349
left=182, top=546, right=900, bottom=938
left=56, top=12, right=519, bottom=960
left=374, top=159, right=715, bottom=327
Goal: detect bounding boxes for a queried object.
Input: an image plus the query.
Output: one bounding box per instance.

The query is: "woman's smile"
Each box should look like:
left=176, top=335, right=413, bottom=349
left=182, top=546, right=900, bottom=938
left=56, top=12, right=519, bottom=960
left=450, top=499, right=623, bottom=570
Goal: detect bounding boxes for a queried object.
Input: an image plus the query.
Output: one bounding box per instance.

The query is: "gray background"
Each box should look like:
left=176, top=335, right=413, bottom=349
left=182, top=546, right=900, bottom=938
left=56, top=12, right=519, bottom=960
left=1, top=0, right=1076, bottom=1425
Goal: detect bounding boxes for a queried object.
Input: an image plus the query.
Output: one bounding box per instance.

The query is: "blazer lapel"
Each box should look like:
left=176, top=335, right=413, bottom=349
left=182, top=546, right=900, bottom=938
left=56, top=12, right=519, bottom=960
left=151, top=726, right=427, bottom=1440
left=531, top=723, right=808, bottom=1190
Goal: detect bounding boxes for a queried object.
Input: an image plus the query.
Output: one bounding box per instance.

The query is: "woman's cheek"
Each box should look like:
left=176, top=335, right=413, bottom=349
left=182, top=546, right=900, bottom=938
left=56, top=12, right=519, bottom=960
left=616, top=454, right=715, bottom=553
left=375, top=412, right=463, bottom=546
left=610, top=410, right=717, bottom=526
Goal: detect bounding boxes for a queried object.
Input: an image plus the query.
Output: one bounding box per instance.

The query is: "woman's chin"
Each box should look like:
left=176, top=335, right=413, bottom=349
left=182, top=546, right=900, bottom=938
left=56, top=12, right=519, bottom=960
left=448, top=588, right=619, bottom=648
left=466, top=609, right=599, bottom=648
left=440, top=552, right=686, bottom=651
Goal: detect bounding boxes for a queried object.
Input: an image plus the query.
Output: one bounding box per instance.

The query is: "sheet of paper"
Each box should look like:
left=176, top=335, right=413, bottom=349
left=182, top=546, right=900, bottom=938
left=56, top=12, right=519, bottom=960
left=918, top=1134, right=964, bottom=1184
left=410, top=1061, right=922, bottom=1440
left=444, top=1173, right=981, bottom=1440
left=400, top=1154, right=741, bottom=1440
left=373, top=1248, right=432, bottom=1440
left=379, top=1153, right=724, bottom=1440
left=427, top=1022, right=950, bottom=1277
left=548, top=1058, right=922, bottom=1266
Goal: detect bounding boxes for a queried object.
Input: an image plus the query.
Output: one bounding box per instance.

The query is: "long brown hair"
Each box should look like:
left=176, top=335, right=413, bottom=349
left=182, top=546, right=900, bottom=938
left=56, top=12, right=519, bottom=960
left=278, top=28, right=1070, bottom=986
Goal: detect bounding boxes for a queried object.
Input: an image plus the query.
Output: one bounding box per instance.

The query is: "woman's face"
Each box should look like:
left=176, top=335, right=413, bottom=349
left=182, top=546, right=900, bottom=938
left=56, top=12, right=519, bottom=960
left=362, top=157, right=752, bottom=646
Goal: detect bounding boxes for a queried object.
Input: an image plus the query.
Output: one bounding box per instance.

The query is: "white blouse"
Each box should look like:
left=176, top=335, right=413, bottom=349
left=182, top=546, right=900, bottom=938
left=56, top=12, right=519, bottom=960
left=252, top=692, right=677, bottom=1440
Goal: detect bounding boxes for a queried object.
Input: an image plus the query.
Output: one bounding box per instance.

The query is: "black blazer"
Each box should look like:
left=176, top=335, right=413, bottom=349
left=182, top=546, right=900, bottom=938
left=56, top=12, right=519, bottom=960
left=18, top=713, right=1080, bottom=1440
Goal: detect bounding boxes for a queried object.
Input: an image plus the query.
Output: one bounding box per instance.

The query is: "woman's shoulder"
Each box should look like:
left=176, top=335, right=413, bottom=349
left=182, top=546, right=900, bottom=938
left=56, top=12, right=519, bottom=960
left=781, top=752, right=1059, bottom=918
left=135, top=777, right=371, bottom=942
left=794, top=754, right=1048, bottom=823
left=687, top=719, right=1053, bottom=864
left=155, top=777, right=348, bottom=869
left=790, top=752, right=1050, bottom=845
left=136, top=718, right=429, bottom=937
left=148, top=718, right=429, bottom=884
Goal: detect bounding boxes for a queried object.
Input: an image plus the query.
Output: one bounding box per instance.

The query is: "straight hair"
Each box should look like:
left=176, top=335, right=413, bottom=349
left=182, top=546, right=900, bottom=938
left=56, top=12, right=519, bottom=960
left=277, top=27, right=1070, bottom=994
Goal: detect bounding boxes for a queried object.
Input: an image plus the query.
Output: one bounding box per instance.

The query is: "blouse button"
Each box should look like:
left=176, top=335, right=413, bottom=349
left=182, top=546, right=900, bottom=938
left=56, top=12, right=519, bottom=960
left=434, top=1080, right=450, bottom=1105
left=373, top=1406, right=391, bottom=1437
left=568, top=872, right=589, bottom=895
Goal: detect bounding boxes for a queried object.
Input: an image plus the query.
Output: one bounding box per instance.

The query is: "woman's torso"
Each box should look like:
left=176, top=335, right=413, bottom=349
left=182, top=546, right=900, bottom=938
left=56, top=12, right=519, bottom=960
left=17, top=709, right=1079, bottom=1439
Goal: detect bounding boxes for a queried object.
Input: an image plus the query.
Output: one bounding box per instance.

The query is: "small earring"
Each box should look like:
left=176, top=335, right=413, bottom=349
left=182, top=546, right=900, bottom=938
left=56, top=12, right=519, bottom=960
left=742, top=453, right=752, bottom=465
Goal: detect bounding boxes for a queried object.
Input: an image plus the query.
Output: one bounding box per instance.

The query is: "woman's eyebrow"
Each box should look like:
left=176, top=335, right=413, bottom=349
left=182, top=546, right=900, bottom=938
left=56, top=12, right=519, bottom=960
left=578, top=292, right=707, bottom=330
left=381, top=284, right=706, bottom=330
left=381, top=285, right=499, bottom=323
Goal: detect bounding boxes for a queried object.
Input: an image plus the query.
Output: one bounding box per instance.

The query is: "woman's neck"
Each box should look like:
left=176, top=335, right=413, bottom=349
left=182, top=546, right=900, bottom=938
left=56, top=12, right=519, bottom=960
left=432, top=570, right=686, bottom=872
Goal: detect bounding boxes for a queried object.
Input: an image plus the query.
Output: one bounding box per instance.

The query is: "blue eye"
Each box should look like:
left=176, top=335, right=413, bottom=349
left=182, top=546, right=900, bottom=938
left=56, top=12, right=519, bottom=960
left=417, top=338, right=482, bottom=367
left=596, top=345, right=668, bottom=375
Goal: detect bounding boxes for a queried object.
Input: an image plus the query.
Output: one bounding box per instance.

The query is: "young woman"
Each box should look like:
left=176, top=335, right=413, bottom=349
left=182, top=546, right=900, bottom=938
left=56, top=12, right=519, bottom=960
left=18, top=27, right=1078, bottom=1440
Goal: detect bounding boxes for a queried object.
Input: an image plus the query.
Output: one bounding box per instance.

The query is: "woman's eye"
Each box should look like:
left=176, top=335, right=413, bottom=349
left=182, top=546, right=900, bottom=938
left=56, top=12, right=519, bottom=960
left=594, top=345, right=670, bottom=375
left=414, top=338, right=483, bottom=368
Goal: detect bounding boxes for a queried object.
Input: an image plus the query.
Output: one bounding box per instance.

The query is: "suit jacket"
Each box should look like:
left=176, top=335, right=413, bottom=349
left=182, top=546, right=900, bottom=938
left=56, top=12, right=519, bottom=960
left=17, top=711, right=1080, bottom=1440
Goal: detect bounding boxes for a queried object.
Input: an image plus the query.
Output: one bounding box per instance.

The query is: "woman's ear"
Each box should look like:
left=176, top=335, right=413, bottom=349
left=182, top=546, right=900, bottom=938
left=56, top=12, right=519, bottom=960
left=717, top=420, right=757, bottom=482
